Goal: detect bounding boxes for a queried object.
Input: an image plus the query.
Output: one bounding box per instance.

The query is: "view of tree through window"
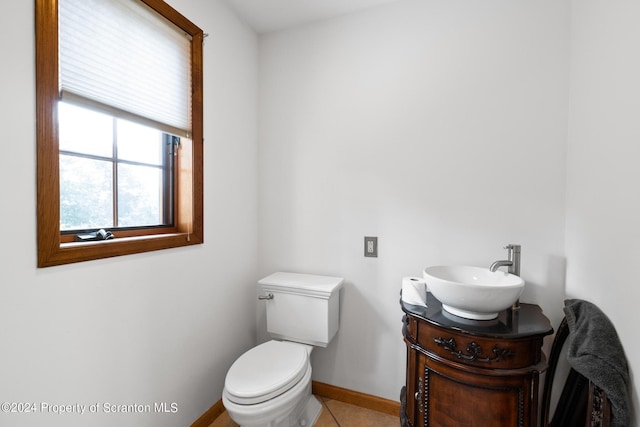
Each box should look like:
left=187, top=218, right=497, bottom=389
left=59, top=102, right=174, bottom=231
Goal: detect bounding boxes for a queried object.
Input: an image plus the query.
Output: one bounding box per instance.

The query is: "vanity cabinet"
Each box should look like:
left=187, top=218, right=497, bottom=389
left=401, top=295, right=553, bottom=427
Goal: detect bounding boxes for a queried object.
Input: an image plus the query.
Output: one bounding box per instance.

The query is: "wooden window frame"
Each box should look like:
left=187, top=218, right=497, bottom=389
left=35, top=0, right=204, bottom=267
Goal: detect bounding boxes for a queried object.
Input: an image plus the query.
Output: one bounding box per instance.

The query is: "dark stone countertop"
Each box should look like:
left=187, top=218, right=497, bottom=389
left=401, top=292, right=553, bottom=339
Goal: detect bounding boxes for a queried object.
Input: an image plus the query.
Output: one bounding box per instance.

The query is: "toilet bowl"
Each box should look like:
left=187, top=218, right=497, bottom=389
left=223, top=341, right=321, bottom=427
left=222, top=272, right=344, bottom=427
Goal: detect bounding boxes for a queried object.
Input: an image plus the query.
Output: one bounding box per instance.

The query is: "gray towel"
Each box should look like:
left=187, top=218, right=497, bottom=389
left=564, top=299, right=630, bottom=427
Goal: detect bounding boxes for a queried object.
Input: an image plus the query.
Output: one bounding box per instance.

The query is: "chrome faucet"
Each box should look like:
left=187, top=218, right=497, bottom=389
left=490, top=244, right=521, bottom=310
left=490, top=244, right=521, bottom=275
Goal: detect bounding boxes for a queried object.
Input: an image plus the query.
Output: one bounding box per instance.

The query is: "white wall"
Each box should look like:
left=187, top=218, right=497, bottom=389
left=566, top=1, right=640, bottom=424
left=0, top=1, right=258, bottom=426
left=258, top=0, right=570, bottom=401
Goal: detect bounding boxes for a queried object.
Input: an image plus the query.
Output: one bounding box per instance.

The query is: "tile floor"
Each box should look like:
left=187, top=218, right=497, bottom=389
left=209, top=396, right=401, bottom=427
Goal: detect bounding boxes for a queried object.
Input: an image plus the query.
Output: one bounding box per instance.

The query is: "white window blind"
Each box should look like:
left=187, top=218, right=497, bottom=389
left=59, top=0, right=192, bottom=137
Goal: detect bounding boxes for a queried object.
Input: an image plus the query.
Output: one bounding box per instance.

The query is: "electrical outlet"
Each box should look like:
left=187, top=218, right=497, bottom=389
left=364, top=236, right=378, bottom=257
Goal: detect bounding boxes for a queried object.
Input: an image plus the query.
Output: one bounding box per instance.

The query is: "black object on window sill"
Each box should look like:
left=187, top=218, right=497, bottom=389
left=75, top=229, right=114, bottom=242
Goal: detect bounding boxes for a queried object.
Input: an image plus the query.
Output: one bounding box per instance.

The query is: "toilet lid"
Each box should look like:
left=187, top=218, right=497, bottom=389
left=224, top=340, right=309, bottom=405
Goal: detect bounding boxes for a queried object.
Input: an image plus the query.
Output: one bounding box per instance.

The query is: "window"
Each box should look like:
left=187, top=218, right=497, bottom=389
left=59, top=102, right=176, bottom=233
left=36, top=0, right=204, bottom=267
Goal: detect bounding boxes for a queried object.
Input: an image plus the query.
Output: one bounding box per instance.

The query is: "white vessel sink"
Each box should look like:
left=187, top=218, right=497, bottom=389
left=423, top=265, right=524, bottom=320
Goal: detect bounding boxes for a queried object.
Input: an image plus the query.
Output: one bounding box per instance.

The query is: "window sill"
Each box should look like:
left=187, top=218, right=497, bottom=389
left=39, top=232, right=202, bottom=267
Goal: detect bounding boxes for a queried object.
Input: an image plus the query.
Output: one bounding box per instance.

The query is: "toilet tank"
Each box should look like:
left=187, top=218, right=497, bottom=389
left=258, top=272, right=344, bottom=347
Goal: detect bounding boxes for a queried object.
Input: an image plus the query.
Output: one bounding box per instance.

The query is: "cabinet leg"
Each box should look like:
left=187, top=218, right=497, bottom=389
left=400, top=386, right=412, bottom=427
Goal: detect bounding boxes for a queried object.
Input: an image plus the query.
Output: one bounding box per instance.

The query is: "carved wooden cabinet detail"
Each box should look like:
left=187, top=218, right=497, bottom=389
left=401, top=296, right=553, bottom=427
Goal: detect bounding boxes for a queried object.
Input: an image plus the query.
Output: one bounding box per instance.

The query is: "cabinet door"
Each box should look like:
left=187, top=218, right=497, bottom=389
left=418, top=353, right=538, bottom=427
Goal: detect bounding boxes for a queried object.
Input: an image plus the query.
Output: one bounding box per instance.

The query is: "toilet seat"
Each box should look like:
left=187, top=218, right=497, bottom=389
left=224, top=340, right=309, bottom=405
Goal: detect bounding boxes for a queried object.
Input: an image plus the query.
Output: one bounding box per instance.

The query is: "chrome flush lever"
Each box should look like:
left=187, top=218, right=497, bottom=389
left=258, top=293, right=274, bottom=300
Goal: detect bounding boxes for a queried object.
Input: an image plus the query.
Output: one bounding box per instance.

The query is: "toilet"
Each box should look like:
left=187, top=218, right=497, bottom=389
left=222, top=272, right=344, bottom=427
